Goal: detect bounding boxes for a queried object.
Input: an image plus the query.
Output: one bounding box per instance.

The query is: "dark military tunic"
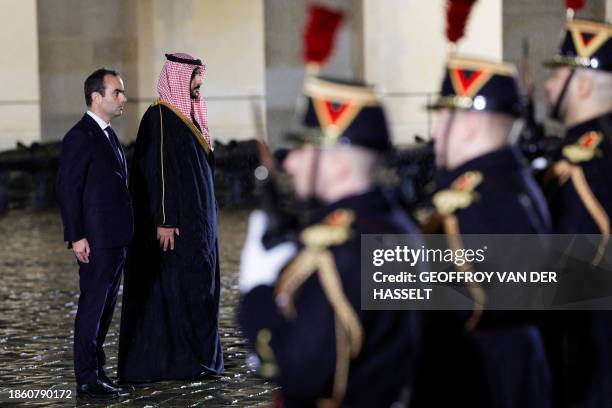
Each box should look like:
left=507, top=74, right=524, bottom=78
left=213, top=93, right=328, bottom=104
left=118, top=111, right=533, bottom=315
left=546, top=112, right=612, bottom=233
left=434, top=146, right=551, bottom=234
left=118, top=101, right=224, bottom=382
left=239, top=187, right=422, bottom=408
left=541, top=111, right=612, bottom=408
left=411, top=146, right=552, bottom=408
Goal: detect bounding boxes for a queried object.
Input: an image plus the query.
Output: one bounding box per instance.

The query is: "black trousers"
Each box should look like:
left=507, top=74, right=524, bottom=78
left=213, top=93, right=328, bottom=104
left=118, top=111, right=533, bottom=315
left=74, top=247, right=126, bottom=385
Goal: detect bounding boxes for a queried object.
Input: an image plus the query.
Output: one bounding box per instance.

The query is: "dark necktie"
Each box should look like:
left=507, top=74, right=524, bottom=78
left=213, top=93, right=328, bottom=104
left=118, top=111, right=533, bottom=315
left=105, top=126, right=126, bottom=177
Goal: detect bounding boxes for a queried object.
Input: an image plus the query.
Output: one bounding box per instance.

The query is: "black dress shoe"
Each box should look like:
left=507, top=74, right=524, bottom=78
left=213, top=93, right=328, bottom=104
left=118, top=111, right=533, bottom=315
left=76, top=380, right=119, bottom=400
left=98, top=371, right=135, bottom=394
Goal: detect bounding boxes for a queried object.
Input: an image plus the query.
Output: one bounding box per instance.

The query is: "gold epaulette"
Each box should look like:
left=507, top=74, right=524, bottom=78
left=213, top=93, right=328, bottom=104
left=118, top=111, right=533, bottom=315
left=549, top=158, right=610, bottom=266
left=274, top=208, right=362, bottom=405
left=431, top=171, right=486, bottom=329
left=562, top=131, right=603, bottom=163
left=432, top=170, right=483, bottom=216
left=300, top=209, right=355, bottom=248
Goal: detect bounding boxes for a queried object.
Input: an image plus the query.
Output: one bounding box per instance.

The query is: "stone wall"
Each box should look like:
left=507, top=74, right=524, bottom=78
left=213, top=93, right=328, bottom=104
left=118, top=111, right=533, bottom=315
left=263, top=0, right=363, bottom=148
left=36, top=0, right=265, bottom=145
left=0, top=0, right=40, bottom=151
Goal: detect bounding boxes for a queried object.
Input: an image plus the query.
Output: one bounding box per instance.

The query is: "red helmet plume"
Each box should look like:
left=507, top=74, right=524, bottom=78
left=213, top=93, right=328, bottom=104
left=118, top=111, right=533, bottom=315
left=303, top=4, right=343, bottom=67
left=446, top=0, right=477, bottom=44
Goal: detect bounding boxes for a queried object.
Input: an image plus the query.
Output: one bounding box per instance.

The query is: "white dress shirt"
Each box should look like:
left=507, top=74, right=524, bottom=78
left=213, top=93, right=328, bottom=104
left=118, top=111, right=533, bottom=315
left=86, top=110, right=125, bottom=165
left=87, top=110, right=125, bottom=170
left=86, top=110, right=111, bottom=140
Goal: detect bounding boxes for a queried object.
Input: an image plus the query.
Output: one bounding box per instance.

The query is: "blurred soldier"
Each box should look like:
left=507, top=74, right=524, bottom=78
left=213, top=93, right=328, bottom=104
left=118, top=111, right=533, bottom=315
left=238, top=76, right=422, bottom=407
left=427, top=56, right=551, bottom=233
left=118, top=53, right=224, bottom=382
left=541, top=18, right=612, bottom=408
left=411, top=56, right=552, bottom=408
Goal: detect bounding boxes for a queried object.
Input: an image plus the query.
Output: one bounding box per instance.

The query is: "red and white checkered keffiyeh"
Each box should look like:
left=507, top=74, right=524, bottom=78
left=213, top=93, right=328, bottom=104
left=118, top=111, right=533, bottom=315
left=157, top=52, right=211, bottom=145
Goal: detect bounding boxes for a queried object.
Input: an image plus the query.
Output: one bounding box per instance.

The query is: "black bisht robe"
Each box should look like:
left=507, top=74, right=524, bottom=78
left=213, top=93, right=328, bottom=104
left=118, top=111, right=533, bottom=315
left=118, top=101, right=224, bottom=382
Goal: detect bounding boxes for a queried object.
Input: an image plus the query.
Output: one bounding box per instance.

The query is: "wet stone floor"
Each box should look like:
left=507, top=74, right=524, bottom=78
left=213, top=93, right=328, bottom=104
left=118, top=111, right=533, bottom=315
left=0, top=209, right=276, bottom=407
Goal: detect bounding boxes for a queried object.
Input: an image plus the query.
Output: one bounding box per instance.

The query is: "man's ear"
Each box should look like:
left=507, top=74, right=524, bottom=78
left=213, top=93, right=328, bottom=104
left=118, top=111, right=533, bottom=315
left=91, top=91, right=100, bottom=107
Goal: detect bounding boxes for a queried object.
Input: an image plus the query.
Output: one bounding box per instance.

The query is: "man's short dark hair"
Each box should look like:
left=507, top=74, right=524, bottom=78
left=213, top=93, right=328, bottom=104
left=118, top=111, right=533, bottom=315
left=84, top=68, right=120, bottom=106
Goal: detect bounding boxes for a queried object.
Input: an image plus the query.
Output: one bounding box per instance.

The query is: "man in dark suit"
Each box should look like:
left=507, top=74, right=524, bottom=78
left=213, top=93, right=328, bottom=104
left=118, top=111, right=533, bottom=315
left=56, top=68, right=134, bottom=400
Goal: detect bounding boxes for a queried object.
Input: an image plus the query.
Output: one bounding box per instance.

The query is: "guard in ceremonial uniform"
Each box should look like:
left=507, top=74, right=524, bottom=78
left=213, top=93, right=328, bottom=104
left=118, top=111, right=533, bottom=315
left=238, top=76, right=422, bottom=407
left=543, top=18, right=612, bottom=235
left=546, top=20, right=612, bottom=239
left=411, top=56, right=552, bottom=408
left=541, top=17, right=612, bottom=408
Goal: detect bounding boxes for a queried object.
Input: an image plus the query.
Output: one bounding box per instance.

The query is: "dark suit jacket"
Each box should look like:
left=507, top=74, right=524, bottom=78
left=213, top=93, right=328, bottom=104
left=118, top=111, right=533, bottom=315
left=56, top=114, right=134, bottom=249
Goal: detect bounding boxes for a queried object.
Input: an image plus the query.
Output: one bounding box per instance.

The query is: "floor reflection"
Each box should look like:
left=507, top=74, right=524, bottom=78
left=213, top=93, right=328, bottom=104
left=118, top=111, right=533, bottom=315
left=0, top=209, right=275, bottom=407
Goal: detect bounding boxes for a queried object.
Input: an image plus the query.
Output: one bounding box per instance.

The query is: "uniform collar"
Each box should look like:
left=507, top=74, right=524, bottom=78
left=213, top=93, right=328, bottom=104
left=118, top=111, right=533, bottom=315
left=307, top=186, right=392, bottom=225
left=565, top=110, right=612, bottom=144
left=436, top=146, right=523, bottom=189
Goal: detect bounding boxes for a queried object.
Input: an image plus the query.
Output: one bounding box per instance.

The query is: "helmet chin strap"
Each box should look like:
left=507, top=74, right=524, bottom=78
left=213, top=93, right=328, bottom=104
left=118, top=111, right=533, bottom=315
left=550, top=69, right=575, bottom=122
left=287, top=146, right=324, bottom=221
left=300, top=145, right=323, bottom=212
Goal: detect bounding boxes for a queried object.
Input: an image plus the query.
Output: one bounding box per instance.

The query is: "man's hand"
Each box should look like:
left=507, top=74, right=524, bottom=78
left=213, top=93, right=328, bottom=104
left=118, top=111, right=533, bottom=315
left=157, top=227, right=180, bottom=251
left=239, top=210, right=297, bottom=293
left=72, top=238, right=90, bottom=263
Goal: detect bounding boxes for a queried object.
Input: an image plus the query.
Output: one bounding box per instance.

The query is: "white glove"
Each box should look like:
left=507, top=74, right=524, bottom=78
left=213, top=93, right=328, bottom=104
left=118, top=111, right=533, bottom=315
left=239, top=210, right=298, bottom=294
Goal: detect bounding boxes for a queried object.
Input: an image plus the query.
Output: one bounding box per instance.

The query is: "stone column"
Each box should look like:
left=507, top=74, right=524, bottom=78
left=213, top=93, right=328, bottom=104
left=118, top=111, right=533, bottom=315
left=134, top=0, right=266, bottom=143
left=363, top=0, right=503, bottom=145
left=37, top=0, right=136, bottom=142
left=0, top=0, right=41, bottom=151
left=37, top=0, right=265, bottom=144
left=263, top=0, right=364, bottom=148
